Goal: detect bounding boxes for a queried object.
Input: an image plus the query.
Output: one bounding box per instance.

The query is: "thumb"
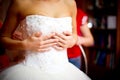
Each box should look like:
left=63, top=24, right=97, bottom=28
left=63, top=31, right=72, bottom=36
left=32, top=32, right=42, bottom=37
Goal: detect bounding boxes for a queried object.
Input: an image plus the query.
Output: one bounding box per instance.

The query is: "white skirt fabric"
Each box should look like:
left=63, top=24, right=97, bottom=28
left=0, top=62, right=91, bottom=80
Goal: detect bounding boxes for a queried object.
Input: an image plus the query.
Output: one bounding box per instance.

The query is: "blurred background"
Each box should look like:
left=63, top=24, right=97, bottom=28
left=75, top=0, right=120, bottom=80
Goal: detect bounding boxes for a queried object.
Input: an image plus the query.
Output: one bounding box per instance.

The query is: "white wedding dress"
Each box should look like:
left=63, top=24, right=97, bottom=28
left=0, top=15, right=91, bottom=80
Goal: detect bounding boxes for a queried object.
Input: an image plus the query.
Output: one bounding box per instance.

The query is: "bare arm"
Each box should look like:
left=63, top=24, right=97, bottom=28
left=77, top=22, right=94, bottom=47
left=0, top=1, right=23, bottom=50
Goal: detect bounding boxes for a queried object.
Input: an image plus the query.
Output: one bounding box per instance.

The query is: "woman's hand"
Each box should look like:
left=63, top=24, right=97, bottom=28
left=53, top=31, right=76, bottom=50
left=13, top=32, right=58, bottom=52
left=22, top=32, right=59, bottom=52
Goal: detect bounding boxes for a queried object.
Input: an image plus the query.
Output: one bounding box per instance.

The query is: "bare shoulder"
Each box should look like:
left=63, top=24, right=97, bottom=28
left=12, top=0, right=29, bottom=4
left=11, top=0, right=25, bottom=7
left=10, top=0, right=30, bottom=10
left=65, top=0, right=77, bottom=8
left=65, top=0, right=77, bottom=13
left=65, top=0, right=77, bottom=16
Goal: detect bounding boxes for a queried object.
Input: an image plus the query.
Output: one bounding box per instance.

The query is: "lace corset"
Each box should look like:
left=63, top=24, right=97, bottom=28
left=15, top=15, right=72, bottom=72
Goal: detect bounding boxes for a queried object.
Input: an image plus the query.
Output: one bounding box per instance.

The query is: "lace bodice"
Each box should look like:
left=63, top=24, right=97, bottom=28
left=16, top=15, right=73, bottom=72
left=26, top=15, right=72, bottom=36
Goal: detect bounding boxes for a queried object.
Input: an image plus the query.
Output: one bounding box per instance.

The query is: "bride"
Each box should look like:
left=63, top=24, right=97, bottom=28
left=0, top=0, right=91, bottom=80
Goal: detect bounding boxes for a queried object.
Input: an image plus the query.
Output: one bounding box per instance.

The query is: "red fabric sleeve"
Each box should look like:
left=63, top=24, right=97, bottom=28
left=76, top=8, right=88, bottom=36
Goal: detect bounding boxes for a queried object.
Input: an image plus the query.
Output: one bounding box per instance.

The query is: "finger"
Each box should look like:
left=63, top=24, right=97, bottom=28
left=63, top=31, right=72, bottom=36
left=53, top=35, right=65, bottom=45
left=35, top=32, right=42, bottom=37
left=53, top=35, right=66, bottom=45
left=43, top=32, right=56, bottom=40
left=32, top=32, right=42, bottom=37
left=37, top=48, right=50, bottom=52
left=53, top=45, right=64, bottom=51
left=30, top=46, right=50, bottom=52
left=41, top=38, right=58, bottom=45
left=39, top=42, right=57, bottom=48
left=56, top=41, right=67, bottom=49
left=54, top=33, right=66, bottom=40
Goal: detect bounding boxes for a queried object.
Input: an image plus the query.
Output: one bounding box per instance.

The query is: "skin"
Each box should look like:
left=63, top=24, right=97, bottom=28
left=77, top=22, right=94, bottom=47
left=0, top=0, right=77, bottom=60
